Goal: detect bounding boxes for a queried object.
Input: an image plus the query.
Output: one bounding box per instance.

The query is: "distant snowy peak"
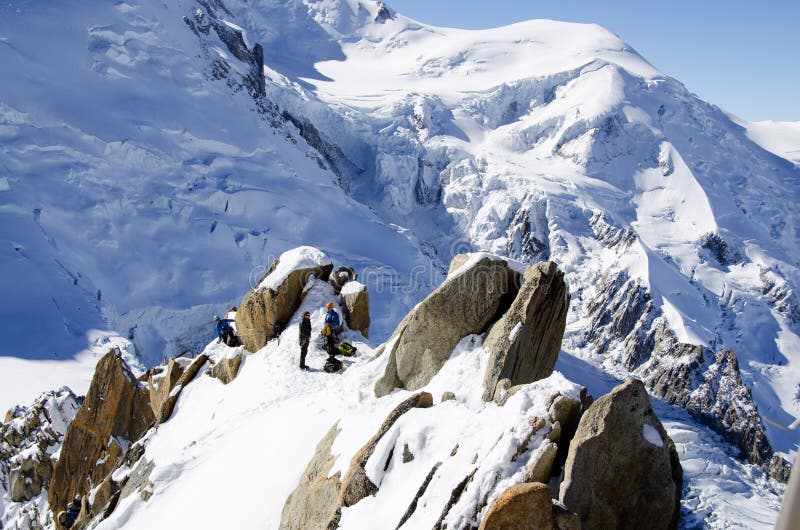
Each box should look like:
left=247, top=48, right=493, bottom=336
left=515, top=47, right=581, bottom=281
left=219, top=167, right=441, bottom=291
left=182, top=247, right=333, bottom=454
left=738, top=118, right=800, bottom=164
left=308, top=14, right=661, bottom=108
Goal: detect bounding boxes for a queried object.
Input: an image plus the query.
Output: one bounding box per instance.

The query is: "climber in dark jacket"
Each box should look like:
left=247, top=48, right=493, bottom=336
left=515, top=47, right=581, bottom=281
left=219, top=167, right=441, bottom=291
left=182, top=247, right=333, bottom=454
left=58, top=495, right=81, bottom=528
left=214, top=315, right=238, bottom=346
left=299, top=311, right=311, bottom=370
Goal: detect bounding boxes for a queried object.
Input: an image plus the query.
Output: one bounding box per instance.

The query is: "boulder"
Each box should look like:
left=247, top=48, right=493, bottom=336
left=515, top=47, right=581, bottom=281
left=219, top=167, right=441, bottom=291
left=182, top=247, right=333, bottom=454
left=209, top=353, right=244, bottom=385
left=146, top=358, right=186, bottom=417
left=448, top=253, right=471, bottom=274
left=441, top=391, right=456, bottom=402
left=341, top=280, right=370, bottom=338
left=482, top=261, right=570, bottom=402
left=156, top=354, right=208, bottom=424
left=279, top=424, right=343, bottom=530
left=553, top=502, right=582, bottom=530
left=49, top=350, right=155, bottom=521
left=559, top=379, right=682, bottom=530
left=524, top=441, right=558, bottom=484
left=9, top=456, right=51, bottom=501
left=330, top=265, right=356, bottom=293
left=479, top=482, right=555, bottom=530
left=237, top=246, right=333, bottom=352
left=375, top=255, right=517, bottom=397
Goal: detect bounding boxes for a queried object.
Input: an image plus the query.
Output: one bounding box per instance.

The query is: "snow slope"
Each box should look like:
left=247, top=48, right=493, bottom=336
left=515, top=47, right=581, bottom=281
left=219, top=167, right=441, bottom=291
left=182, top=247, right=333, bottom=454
left=737, top=118, right=800, bottom=165
left=0, top=0, right=436, bottom=411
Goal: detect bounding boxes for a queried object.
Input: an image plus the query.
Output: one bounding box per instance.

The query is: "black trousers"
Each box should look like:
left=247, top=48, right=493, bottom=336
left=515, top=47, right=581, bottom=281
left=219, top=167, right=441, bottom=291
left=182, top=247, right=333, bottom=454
left=325, top=335, right=337, bottom=357
left=300, top=339, right=309, bottom=367
left=221, top=330, right=238, bottom=346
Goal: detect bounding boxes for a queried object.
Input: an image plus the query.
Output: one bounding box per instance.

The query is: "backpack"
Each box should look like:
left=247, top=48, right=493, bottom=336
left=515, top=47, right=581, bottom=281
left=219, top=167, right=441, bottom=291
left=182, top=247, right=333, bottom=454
left=336, top=342, right=357, bottom=357
left=323, top=357, right=343, bottom=373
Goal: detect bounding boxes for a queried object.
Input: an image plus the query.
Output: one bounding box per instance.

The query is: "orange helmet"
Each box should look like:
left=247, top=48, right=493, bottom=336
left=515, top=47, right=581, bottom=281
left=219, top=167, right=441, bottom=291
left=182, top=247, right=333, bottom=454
left=326, top=302, right=334, bottom=310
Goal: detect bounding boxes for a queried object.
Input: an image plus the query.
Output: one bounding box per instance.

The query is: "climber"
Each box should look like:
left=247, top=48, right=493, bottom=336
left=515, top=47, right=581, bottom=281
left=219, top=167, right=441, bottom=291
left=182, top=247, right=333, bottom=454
left=299, top=311, right=311, bottom=370
left=57, top=495, right=81, bottom=528
left=214, top=315, right=239, bottom=346
left=322, top=302, right=341, bottom=357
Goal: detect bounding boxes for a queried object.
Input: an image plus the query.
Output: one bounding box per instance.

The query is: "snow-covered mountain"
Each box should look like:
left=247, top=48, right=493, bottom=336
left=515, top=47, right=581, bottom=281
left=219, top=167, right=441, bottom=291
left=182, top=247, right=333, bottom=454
left=250, top=0, right=800, bottom=465
left=1, top=0, right=798, bottom=528
left=735, top=118, right=800, bottom=165
left=0, top=0, right=436, bottom=407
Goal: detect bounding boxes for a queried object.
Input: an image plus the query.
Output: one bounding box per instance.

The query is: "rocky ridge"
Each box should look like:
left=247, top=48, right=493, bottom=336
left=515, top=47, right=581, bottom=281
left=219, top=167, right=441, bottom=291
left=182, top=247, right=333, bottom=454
left=584, top=216, right=791, bottom=481
left=0, top=245, right=787, bottom=529
left=1, top=389, right=81, bottom=529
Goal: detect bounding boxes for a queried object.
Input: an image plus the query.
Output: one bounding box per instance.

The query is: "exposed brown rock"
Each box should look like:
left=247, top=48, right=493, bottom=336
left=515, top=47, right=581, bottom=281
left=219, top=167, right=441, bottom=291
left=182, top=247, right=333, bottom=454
left=9, top=456, right=51, bottom=502
left=483, top=261, right=570, bottom=402
left=524, top=441, right=558, bottom=484
left=375, top=255, right=517, bottom=397
left=447, top=254, right=471, bottom=274
left=236, top=254, right=332, bottom=352
left=441, top=391, right=456, bottom=402
left=479, top=482, right=555, bottom=530
left=330, top=265, right=356, bottom=293
left=146, top=358, right=186, bottom=417
left=49, top=350, right=155, bottom=522
left=156, top=354, right=208, bottom=424
left=548, top=393, right=584, bottom=471
left=279, top=424, right=343, bottom=530
left=553, top=502, right=582, bottom=530
left=209, top=352, right=244, bottom=384
left=0, top=387, right=80, bottom=520
left=559, top=379, right=682, bottom=530
left=342, top=282, right=370, bottom=338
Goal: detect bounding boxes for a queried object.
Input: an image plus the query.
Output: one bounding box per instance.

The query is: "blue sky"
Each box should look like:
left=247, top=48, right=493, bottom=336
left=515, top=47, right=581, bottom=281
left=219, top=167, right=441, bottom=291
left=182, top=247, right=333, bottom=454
left=387, top=1, right=799, bottom=122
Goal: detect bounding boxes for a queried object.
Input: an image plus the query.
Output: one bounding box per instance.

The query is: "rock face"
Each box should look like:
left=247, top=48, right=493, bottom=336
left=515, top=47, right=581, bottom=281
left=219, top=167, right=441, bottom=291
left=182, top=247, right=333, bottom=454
left=72, top=442, right=155, bottom=529
left=49, top=350, right=155, bottom=519
left=209, top=353, right=244, bottom=385
left=329, top=265, right=356, bottom=293
left=588, top=267, right=791, bottom=481
left=156, top=354, right=208, bottom=424
left=479, top=482, right=555, bottom=530
left=483, top=261, right=570, bottom=402
left=0, top=388, right=80, bottom=513
left=279, top=393, right=433, bottom=530
left=642, top=327, right=791, bottom=482
left=559, top=379, right=682, bottom=530
left=375, top=255, right=517, bottom=397
left=341, top=280, right=370, bottom=338
left=236, top=247, right=333, bottom=352
left=145, top=357, right=187, bottom=417
left=279, top=424, right=343, bottom=530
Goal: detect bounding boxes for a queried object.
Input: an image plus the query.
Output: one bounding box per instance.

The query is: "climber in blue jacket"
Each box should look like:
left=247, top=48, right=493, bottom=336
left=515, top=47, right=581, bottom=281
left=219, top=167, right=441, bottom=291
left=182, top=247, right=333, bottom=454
left=322, top=302, right=341, bottom=357
left=214, top=315, right=238, bottom=346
